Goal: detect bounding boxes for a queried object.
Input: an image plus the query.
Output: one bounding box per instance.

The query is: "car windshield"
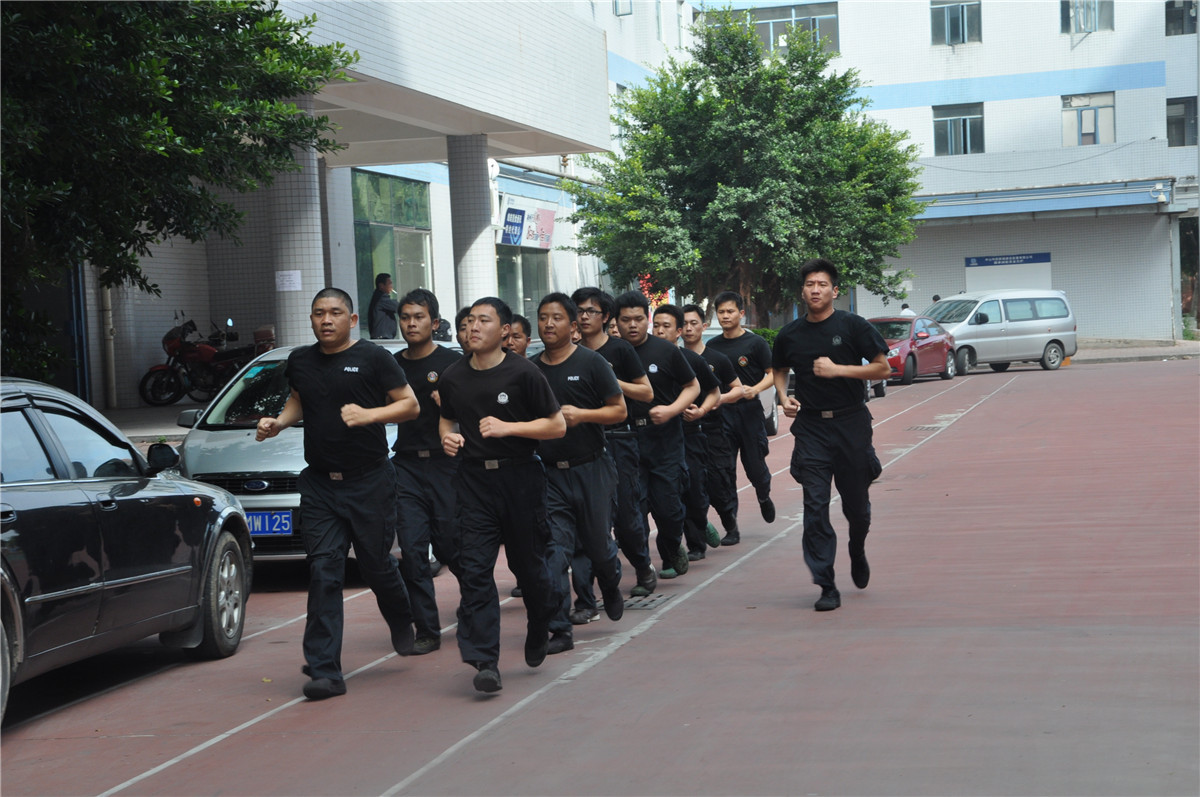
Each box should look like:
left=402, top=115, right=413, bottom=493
left=200, top=360, right=294, bottom=428
left=925, top=299, right=977, bottom=324
left=871, top=320, right=912, bottom=341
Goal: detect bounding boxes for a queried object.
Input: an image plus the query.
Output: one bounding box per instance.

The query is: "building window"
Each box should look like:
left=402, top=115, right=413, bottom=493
left=1061, top=0, right=1113, bottom=33
left=932, top=1, right=981, bottom=45
left=1166, top=0, right=1197, bottom=35
left=351, top=170, right=433, bottom=317
left=1167, top=97, right=1198, bottom=146
left=613, top=0, right=633, bottom=17
left=749, top=3, right=839, bottom=54
left=1062, top=92, right=1114, bottom=146
left=496, top=246, right=550, bottom=323
left=933, top=103, right=984, bottom=155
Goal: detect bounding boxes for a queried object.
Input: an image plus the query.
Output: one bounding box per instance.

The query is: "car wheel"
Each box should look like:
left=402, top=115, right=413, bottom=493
left=900, top=355, right=916, bottom=385
left=138, top=369, right=185, bottom=406
left=873, top=379, right=887, bottom=398
left=1040, top=342, right=1064, bottom=371
left=989, top=362, right=1011, bottom=373
left=940, top=351, right=955, bottom=380
left=1, top=617, right=10, bottom=721
left=763, top=401, right=778, bottom=436
left=955, top=347, right=972, bottom=376
left=193, top=531, right=246, bottom=659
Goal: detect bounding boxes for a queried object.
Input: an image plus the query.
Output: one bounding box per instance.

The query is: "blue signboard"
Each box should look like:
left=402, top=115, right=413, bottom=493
left=965, top=252, right=1051, bottom=268
left=501, top=208, right=526, bottom=246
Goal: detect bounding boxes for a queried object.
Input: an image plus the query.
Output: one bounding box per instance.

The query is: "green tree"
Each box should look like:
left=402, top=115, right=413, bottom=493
left=562, top=9, right=923, bottom=321
left=1, top=1, right=357, bottom=377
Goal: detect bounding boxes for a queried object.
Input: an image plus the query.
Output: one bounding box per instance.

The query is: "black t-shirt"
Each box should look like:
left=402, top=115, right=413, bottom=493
left=707, top=330, right=772, bottom=403
left=592, top=336, right=647, bottom=430
left=628, top=334, right=696, bottom=420
left=393, top=344, right=462, bottom=452
left=697, top=344, right=736, bottom=420
left=438, top=351, right=561, bottom=460
left=534, top=346, right=622, bottom=461
left=285, top=339, right=408, bottom=471
left=772, top=310, right=888, bottom=410
left=680, top=346, right=721, bottom=428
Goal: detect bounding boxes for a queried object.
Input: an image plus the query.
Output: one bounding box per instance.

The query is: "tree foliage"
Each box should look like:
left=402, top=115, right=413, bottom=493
left=1, top=1, right=357, bottom=376
left=562, top=9, right=923, bottom=317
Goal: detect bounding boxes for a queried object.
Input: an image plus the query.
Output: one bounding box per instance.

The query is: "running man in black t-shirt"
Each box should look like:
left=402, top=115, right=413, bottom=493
left=614, top=290, right=700, bottom=580
left=255, top=288, right=420, bottom=701
left=534, top=293, right=627, bottom=655
left=653, top=304, right=724, bottom=562
left=682, top=304, right=745, bottom=548
left=391, top=288, right=462, bottom=656
left=438, top=296, right=566, bottom=694
left=571, top=287, right=657, bottom=611
left=772, top=259, right=889, bottom=612
left=706, top=291, right=777, bottom=535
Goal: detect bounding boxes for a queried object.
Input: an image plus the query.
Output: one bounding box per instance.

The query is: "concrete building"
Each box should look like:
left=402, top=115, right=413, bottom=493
left=741, top=0, right=1197, bottom=340
left=87, top=0, right=694, bottom=408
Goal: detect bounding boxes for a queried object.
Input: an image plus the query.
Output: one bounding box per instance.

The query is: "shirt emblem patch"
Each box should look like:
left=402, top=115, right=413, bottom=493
left=426, top=371, right=439, bottom=383
left=497, top=392, right=510, bottom=405
left=344, top=366, right=360, bottom=373
left=648, top=363, right=659, bottom=374
left=738, top=356, right=748, bottom=367
left=567, top=375, right=581, bottom=381
left=832, top=335, right=843, bottom=346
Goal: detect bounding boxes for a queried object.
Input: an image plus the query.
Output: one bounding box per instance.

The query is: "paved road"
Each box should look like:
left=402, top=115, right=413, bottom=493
left=3, top=359, right=1197, bottom=796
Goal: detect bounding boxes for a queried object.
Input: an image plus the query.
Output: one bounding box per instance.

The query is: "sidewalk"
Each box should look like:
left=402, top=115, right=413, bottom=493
left=102, top=338, right=1198, bottom=444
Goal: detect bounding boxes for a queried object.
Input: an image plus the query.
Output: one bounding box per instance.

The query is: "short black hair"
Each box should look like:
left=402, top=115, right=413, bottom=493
left=538, top=292, right=579, bottom=323
left=653, top=303, right=684, bottom=328
left=455, top=306, right=471, bottom=328
left=511, top=313, right=531, bottom=337
left=399, top=288, right=440, bottom=321
left=571, top=286, right=614, bottom=322
left=313, top=287, right=354, bottom=313
left=471, top=297, right=513, bottom=326
left=375, top=273, right=392, bottom=288
left=681, top=303, right=705, bottom=319
left=901, top=303, right=910, bottom=309
left=713, top=291, right=744, bottom=311
left=613, top=290, right=650, bottom=316
left=800, top=258, right=839, bottom=286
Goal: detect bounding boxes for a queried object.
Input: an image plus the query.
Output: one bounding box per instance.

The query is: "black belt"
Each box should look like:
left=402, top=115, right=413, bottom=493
left=314, top=457, right=389, bottom=481
left=605, top=428, right=637, bottom=439
left=633, top=417, right=650, bottom=427
left=462, top=456, right=537, bottom=471
left=683, top=424, right=704, bottom=435
left=393, top=448, right=447, bottom=460
left=551, top=448, right=604, bottom=470
left=799, top=404, right=866, bottom=419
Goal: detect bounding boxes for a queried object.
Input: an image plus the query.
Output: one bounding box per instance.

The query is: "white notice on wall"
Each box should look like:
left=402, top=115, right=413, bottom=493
left=275, top=270, right=302, bottom=292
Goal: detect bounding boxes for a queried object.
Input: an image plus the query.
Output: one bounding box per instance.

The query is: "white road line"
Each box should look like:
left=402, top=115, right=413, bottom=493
left=99, top=377, right=1015, bottom=797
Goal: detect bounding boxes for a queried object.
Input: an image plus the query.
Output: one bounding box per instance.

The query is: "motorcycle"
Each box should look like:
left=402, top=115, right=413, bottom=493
left=138, top=313, right=275, bottom=406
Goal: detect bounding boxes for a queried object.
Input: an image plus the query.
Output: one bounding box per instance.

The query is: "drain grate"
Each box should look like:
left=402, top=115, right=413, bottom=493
left=907, top=425, right=943, bottom=432
left=625, top=593, right=675, bottom=610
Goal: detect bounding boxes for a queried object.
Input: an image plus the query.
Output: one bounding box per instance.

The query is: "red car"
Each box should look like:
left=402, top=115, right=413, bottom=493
left=869, top=316, right=957, bottom=384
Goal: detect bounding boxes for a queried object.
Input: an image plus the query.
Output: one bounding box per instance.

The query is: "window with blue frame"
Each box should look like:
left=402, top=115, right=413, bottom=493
left=1062, top=93, right=1114, bottom=146
left=933, top=103, right=984, bottom=155
left=1061, top=0, right=1113, bottom=33
left=931, top=0, right=981, bottom=45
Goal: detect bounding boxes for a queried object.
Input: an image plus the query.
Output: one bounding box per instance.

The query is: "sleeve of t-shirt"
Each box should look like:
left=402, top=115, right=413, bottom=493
left=691, top=352, right=720, bottom=394
left=438, top=362, right=460, bottom=421
left=590, top=351, right=623, bottom=401
left=772, top=324, right=793, bottom=371
left=373, top=343, right=409, bottom=394
left=523, top=363, right=562, bottom=418
left=668, top=345, right=696, bottom=385
left=851, top=315, right=889, bottom=361
left=615, top=342, right=647, bottom=381
left=712, top=351, right=736, bottom=387
left=752, top=335, right=773, bottom=370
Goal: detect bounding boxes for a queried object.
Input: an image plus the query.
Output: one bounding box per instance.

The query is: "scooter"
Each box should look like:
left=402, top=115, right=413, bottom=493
left=138, top=313, right=275, bottom=406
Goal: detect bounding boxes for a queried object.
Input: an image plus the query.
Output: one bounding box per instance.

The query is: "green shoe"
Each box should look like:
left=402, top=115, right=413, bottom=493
left=658, top=567, right=679, bottom=579
left=674, top=544, right=690, bottom=575
left=704, top=522, right=721, bottom=548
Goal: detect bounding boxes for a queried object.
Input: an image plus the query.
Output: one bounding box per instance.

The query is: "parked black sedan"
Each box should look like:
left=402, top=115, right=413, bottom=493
left=0, top=379, right=253, bottom=717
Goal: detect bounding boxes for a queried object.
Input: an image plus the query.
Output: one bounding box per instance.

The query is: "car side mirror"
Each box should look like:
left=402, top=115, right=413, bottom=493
left=974, top=312, right=989, bottom=325
left=177, top=409, right=202, bottom=429
left=915, top=330, right=930, bottom=339
left=146, top=443, right=180, bottom=475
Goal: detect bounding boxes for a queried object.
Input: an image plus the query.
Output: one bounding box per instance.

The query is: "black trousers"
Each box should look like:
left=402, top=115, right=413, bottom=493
left=727, top=399, right=772, bottom=506
left=788, top=408, right=882, bottom=587
left=635, top=417, right=687, bottom=568
left=703, top=415, right=738, bottom=530
left=546, top=455, right=620, bottom=635
left=393, top=454, right=460, bottom=641
left=681, top=427, right=711, bottom=554
left=298, top=464, right=413, bottom=681
left=453, top=458, right=559, bottom=666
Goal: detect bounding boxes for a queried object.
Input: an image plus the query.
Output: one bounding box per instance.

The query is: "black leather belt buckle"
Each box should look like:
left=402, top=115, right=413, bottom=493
left=821, top=410, right=834, bottom=419
left=418, top=449, right=432, bottom=458
left=484, top=459, right=500, bottom=470
left=634, top=418, right=649, bottom=427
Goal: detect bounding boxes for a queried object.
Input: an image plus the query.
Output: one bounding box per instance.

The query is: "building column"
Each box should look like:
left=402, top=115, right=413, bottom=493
left=269, top=146, right=326, bottom=346
left=447, top=134, right=497, bottom=306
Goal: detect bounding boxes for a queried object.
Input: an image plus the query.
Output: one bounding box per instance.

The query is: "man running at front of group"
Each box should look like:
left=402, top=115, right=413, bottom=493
left=438, top=297, right=565, bottom=694
left=391, top=288, right=462, bottom=655
left=534, top=293, right=627, bottom=654
left=705, top=291, right=777, bottom=539
left=772, top=259, right=890, bottom=612
left=614, top=290, right=700, bottom=580
left=255, top=287, right=420, bottom=701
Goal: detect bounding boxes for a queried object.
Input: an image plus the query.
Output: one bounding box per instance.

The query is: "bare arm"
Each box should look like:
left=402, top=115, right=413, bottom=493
left=619, top=374, right=654, bottom=404
left=255, top=390, right=303, bottom=441
left=341, top=384, right=419, bottom=427
left=774, top=369, right=800, bottom=418
left=440, top=415, right=464, bottom=457
left=561, top=393, right=627, bottom=428
left=682, top=386, right=721, bottom=422
left=649, top=379, right=700, bottom=424
left=813, top=353, right=890, bottom=381
left=718, top=376, right=744, bottom=406
left=740, top=368, right=775, bottom=400
left=479, top=411, right=567, bottom=441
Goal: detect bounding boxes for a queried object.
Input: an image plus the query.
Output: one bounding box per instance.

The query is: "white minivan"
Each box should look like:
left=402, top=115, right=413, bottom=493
left=923, top=289, right=1078, bottom=374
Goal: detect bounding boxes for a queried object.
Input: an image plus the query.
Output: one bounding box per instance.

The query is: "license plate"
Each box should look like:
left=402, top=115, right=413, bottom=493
left=247, top=510, right=293, bottom=536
